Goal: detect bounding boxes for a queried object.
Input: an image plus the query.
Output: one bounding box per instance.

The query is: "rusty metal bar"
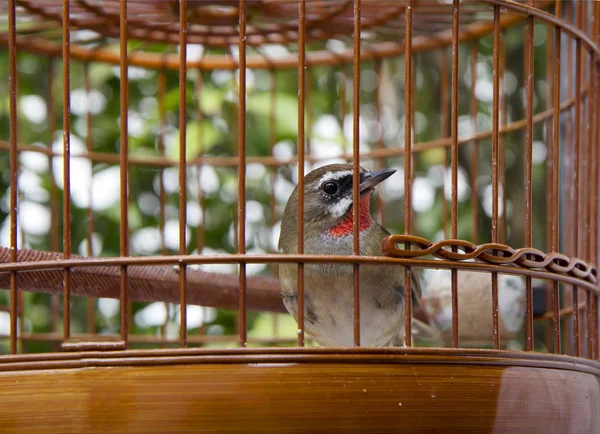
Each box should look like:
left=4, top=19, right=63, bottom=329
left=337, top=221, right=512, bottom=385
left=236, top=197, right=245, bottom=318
left=179, top=0, right=188, bottom=348
left=552, top=25, right=562, bottom=355
left=593, top=4, right=600, bottom=360
left=524, top=2, right=534, bottom=352
left=0, top=332, right=299, bottom=346
left=46, top=57, right=61, bottom=352
left=586, top=53, right=595, bottom=358
left=193, top=72, right=206, bottom=255
left=61, top=0, right=72, bottom=343
left=573, top=35, right=582, bottom=357
left=352, top=0, right=362, bottom=347
left=238, top=0, right=248, bottom=347
left=374, top=59, right=384, bottom=225
left=158, top=71, right=168, bottom=255
left=157, top=70, right=169, bottom=345
left=545, top=18, right=555, bottom=354
left=296, top=0, right=306, bottom=348
left=450, top=0, right=460, bottom=348
left=268, top=68, right=277, bottom=277
left=8, top=0, right=19, bottom=354
left=119, top=0, right=129, bottom=346
left=5, top=0, right=595, bottom=69
left=469, top=42, right=479, bottom=244
left=579, top=9, right=589, bottom=355
left=403, top=0, right=413, bottom=347
left=232, top=65, right=239, bottom=254
left=1, top=249, right=597, bottom=292
left=440, top=48, right=449, bottom=239
left=491, top=6, right=500, bottom=350
left=83, top=62, right=97, bottom=335
left=562, top=0, right=574, bottom=355
left=498, top=33, right=507, bottom=245
left=0, top=88, right=589, bottom=170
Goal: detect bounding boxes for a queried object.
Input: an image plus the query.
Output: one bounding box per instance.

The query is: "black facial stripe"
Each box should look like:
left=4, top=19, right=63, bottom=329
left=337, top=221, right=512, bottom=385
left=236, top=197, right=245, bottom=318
left=336, top=174, right=353, bottom=195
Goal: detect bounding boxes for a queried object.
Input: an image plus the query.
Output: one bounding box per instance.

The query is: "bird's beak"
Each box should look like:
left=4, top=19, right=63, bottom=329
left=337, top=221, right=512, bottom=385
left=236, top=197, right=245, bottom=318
left=359, top=168, right=397, bottom=193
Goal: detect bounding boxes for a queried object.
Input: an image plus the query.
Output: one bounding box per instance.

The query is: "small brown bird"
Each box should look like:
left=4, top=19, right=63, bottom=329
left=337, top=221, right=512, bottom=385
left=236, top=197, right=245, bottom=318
left=278, top=163, right=421, bottom=347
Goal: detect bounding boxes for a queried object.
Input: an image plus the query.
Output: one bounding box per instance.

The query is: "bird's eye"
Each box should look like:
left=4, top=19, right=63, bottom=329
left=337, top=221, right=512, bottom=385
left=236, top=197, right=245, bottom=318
left=322, top=181, right=339, bottom=195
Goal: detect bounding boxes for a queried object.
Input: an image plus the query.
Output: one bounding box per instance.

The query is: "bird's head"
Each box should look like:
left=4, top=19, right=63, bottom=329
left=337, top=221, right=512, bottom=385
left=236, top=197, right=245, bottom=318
left=279, top=163, right=396, bottom=249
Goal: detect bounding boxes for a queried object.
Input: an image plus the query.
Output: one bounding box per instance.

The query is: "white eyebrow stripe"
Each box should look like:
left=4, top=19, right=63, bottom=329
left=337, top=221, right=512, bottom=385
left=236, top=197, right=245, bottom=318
left=319, top=170, right=353, bottom=185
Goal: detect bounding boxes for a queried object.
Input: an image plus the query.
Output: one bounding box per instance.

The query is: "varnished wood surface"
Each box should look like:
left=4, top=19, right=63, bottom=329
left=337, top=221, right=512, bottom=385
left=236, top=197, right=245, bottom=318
left=0, top=349, right=598, bottom=434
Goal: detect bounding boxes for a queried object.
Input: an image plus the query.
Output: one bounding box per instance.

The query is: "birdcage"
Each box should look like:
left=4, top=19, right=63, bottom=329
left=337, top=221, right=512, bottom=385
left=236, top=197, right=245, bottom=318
left=0, top=0, right=598, bottom=432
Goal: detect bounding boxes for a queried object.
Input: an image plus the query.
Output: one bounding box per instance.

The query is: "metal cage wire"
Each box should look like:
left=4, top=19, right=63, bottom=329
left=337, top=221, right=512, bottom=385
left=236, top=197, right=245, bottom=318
left=0, top=0, right=598, bottom=362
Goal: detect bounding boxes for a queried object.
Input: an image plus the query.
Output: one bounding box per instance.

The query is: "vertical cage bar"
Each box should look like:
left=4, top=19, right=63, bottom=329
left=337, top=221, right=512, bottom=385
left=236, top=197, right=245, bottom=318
left=524, top=3, right=534, bottom=352
left=158, top=71, right=168, bottom=256
left=157, top=70, right=169, bottom=345
left=580, top=44, right=589, bottom=357
left=544, top=12, right=556, bottom=352
left=498, top=34, right=507, bottom=244
left=403, top=0, right=413, bottom=346
left=238, top=0, right=248, bottom=347
left=232, top=69, right=239, bottom=254
left=194, top=72, right=206, bottom=255
left=440, top=48, right=449, bottom=239
left=179, top=0, right=188, bottom=347
left=595, top=14, right=600, bottom=360
left=572, top=38, right=582, bottom=357
left=552, top=25, right=562, bottom=355
left=374, top=59, right=384, bottom=225
left=563, top=0, right=574, bottom=355
left=352, top=0, right=362, bottom=347
left=586, top=53, right=595, bottom=358
left=491, top=6, right=500, bottom=350
left=268, top=69, right=277, bottom=272
left=269, top=68, right=279, bottom=336
left=469, top=42, right=479, bottom=244
left=83, top=62, right=97, bottom=335
left=119, top=0, right=129, bottom=345
left=450, top=0, right=460, bottom=348
left=46, top=57, right=61, bottom=351
left=306, top=67, right=313, bottom=168
left=62, top=0, right=72, bottom=342
left=8, top=0, right=18, bottom=354
left=593, top=6, right=600, bottom=359
left=586, top=49, right=600, bottom=358
left=296, top=0, right=306, bottom=347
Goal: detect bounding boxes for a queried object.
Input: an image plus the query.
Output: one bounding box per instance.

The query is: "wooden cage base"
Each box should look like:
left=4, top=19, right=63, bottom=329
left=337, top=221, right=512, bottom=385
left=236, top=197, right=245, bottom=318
left=0, top=348, right=598, bottom=433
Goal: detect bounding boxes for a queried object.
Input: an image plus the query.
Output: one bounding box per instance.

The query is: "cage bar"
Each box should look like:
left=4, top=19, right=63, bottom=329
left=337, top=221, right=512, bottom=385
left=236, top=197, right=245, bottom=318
left=469, top=42, right=479, bottom=245
left=524, top=1, right=534, bottom=351
left=552, top=24, right=562, bottom=355
left=7, top=0, right=18, bottom=355
left=178, top=0, right=188, bottom=347
left=61, top=0, right=72, bottom=343
left=238, top=0, right=248, bottom=347
left=118, top=0, right=129, bottom=346
left=352, top=0, right=362, bottom=347
left=490, top=5, right=501, bottom=350
left=403, top=0, right=413, bottom=346
left=450, top=0, right=460, bottom=348
left=296, top=0, right=306, bottom=347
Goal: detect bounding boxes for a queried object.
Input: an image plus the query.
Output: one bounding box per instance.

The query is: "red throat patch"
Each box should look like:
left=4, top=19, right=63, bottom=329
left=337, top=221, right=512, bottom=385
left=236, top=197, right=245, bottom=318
left=327, top=192, right=373, bottom=237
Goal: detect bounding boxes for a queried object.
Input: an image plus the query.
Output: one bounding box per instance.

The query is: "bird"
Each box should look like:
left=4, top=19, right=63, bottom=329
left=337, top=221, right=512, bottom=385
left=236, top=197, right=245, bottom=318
left=420, top=267, right=526, bottom=348
left=278, top=163, right=422, bottom=347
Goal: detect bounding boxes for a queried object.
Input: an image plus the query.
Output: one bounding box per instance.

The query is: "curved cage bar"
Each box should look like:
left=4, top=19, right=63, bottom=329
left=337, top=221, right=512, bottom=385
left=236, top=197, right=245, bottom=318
left=0, top=0, right=599, bottom=432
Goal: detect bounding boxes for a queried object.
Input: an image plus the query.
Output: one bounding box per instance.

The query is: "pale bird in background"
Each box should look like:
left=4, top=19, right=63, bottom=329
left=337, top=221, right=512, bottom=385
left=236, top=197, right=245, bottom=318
left=420, top=268, right=526, bottom=348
